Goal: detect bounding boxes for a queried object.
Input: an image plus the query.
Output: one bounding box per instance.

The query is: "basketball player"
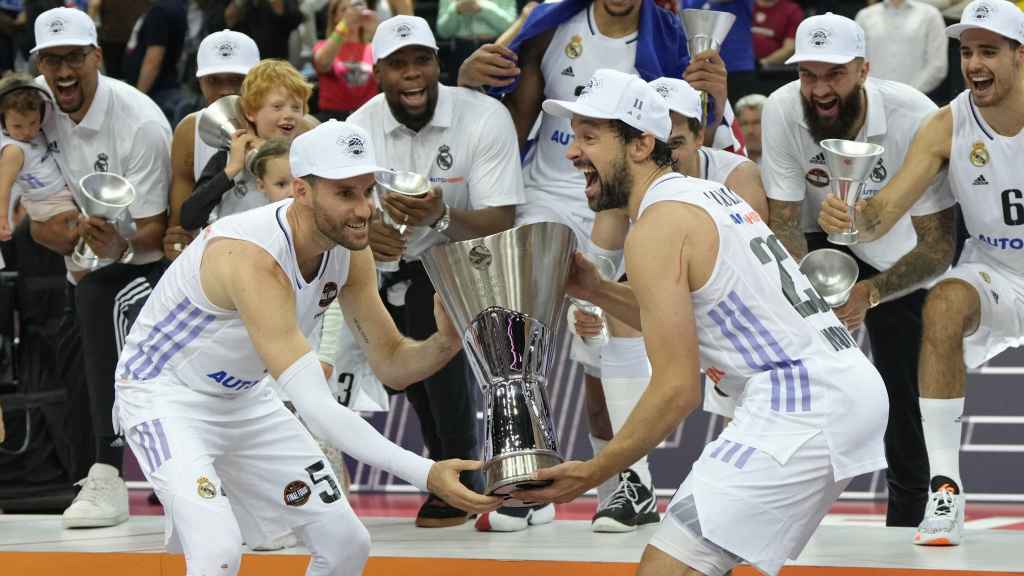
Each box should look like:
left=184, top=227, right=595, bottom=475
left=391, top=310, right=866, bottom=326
left=113, top=120, right=500, bottom=576
left=818, top=0, right=1024, bottom=547
left=519, top=68, right=888, bottom=576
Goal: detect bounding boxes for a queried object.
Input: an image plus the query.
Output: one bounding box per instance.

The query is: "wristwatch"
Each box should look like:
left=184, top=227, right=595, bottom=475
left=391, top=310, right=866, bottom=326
left=430, top=203, right=451, bottom=234
left=119, top=240, right=135, bottom=264
left=867, top=282, right=881, bottom=309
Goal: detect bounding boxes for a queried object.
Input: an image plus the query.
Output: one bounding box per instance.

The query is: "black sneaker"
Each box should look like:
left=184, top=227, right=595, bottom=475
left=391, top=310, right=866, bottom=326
left=591, top=468, right=660, bottom=532
left=415, top=493, right=473, bottom=528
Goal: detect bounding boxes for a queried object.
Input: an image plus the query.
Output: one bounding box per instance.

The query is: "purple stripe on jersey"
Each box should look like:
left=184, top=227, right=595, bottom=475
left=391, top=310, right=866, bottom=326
left=710, top=439, right=730, bottom=459
left=769, top=370, right=781, bottom=411
left=153, top=419, right=171, bottom=463
left=734, top=446, right=756, bottom=469
left=134, top=424, right=157, bottom=473
left=140, top=311, right=216, bottom=380
left=132, top=307, right=205, bottom=379
left=716, top=299, right=777, bottom=369
left=707, top=309, right=762, bottom=371
left=139, top=421, right=163, bottom=470
left=786, top=368, right=796, bottom=412
left=797, top=360, right=810, bottom=411
left=121, top=299, right=192, bottom=379
left=721, top=441, right=744, bottom=463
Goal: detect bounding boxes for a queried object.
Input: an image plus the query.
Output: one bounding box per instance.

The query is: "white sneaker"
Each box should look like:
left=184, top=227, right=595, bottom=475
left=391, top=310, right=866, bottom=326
left=474, top=503, right=555, bottom=532
left=251, top=532, right=299, bottom=551
left=62, top=463, right=130, bottom=529
left=914, top=484, right=964, bottom=546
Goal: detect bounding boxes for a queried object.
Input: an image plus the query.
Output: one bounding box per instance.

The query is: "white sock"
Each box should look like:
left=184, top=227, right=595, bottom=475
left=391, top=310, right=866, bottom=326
left=920, top=397, right=965, bottom=491
left=589, top=435, right=618, bottom=503
left=600, top=337, right=655, bottom=488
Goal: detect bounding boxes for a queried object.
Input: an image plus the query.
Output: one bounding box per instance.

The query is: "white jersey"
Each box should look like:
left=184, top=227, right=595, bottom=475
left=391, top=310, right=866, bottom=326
left=949, top=90, right=1024, bottom=273
left=114, top=200, right=351, bottom=428
left=1, top=133, right=65, bottom=200
left=699, top=147, right=748, bottom=184
left=521, top=4, right=637, bottom=229
left=638, top=173, right=887, bottom=480
left=192, top=108, right=267, bottom=222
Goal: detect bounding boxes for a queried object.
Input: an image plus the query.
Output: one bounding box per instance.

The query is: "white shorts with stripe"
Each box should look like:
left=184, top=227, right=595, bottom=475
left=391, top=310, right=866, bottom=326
left=651, top=433, right=849, bottom=576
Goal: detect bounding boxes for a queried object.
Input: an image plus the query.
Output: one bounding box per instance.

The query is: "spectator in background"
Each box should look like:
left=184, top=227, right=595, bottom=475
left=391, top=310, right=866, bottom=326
left=0, top=0, right=27, bottom=75
left=312, top=0, right=378, bottom=121
left=123, top=0, right=188, bottom=123
left=683, top=0, right=757, bottom=103
left=227, top=0, right=304, bottom=60
left=752, top=0, right=802, bottom=66
left=436, top=0, right=516, bottom=84
left=856, top=0, right=947, bottom=96
left=91, top=0, right=150, bottom=79
left=735, top=92, right=765, bottom=163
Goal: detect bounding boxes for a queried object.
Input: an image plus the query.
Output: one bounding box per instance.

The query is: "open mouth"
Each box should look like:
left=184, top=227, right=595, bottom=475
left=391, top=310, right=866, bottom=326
left=54, top=78, right=80, bottom=108
left=346, top=221, right=367, bottom=230
left=814, top=97, right=839, bottom=117
left=971, top=75, right=994, bottom=93
left=580, top=165, right=600, bottom=200
left=400, top=88, right=427, bottom=109
left=277, top=121, right=296, bottom=135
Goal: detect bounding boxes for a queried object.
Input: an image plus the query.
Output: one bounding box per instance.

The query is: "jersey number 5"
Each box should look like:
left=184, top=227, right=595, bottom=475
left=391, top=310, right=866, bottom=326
left=749, top=235, right=831, bottom=318
left=305, top=460, right=342, bottom=504
left=1002, top=189, right=1024, bottom=226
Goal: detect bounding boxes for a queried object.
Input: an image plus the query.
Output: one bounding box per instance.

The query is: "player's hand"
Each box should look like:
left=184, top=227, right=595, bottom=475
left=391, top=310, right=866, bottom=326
left=432, top=293, right=463, bottom=353
left=0, top=217, right=11, bottom=241
left=80, top=215, right=128, bottom=261
left=565, top=252, right=604, bottom=302
left=834, top=281, right=871, bottom=331
left=819, top=193, right=857, bottom=235
left=570, top=303, right=604, bottom=338
left=162, top=226, right=195, bottom=261
left=511, top=460, right=597, bottom=504
left=683, top=49, right=728, bottom=122
left=224, top=129, right=259, bottom=179
left=368, top=212, right=405, bottom=262
left=426, top=459, right=503, bottom=514
left=458, top=43, right=520, bottom=88
left=381, top=186, right=444, bottom=228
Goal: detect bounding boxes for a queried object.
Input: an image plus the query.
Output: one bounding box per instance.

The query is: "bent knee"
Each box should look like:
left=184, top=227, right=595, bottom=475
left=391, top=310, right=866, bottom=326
left=923, top=280, right=981, bottom=336
left=191, top=535, right=244, bottom=575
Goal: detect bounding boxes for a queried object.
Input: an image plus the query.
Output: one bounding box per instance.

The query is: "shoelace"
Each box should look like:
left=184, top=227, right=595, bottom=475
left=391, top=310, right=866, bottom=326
left=604, top=476, right=642, bottom=511
left=931, top=490, right=957, bottom=519
left=72, top=476, right=115, bottom=505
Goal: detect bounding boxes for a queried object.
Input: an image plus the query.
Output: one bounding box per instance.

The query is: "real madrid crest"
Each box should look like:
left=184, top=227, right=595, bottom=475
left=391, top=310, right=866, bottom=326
left=436, top=144, right=453, bottom=171
left=565, top=34, right=583, bottom=59
left=197, top=476, right=216, bottom=499
left=970, top=141, right=989, bottom=167
left=980, top=271, right=991, bottom=284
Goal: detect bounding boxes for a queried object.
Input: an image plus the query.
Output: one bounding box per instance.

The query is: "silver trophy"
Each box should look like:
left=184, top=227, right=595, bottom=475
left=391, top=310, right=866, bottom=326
left=198, top=95, right=252, bottom=223
left=569, top=252, right=619, bottom=345
left=799, top=249, right=859, bottom=307
left=72, top=172, right=136, bottom=271
left=821, top=139, right=885, bottom=245
left=373, top=170, right=431, bottom=272
left=679, top=9, right=736, bottom=122
left=422, top=222, right=576, bottom=505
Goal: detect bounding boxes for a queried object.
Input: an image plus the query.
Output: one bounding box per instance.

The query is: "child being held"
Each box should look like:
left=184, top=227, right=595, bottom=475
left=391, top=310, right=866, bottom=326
left=249, top=138, right=293, bottom=203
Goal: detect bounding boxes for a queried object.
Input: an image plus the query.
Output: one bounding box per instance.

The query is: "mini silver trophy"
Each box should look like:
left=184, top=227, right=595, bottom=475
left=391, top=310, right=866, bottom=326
left=679, top=9, right=736, bottom=122
left=799, top=249, right=860, bottom=307
left=820, top=139, right=885, bottom=245
left=197, top=95, right=252, bottom=223
left=72, top=172, right=136, bottom=271
left=422, top=222, right=576, bottom=505
left=373, top=170, right=431, bottom=272
left=568, top=252, right=619, bottom=345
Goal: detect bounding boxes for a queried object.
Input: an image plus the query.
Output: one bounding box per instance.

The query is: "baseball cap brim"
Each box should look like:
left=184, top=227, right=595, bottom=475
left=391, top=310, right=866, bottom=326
left=784, top=52, right=857, bottom=65
left=541, top=99, right=617, bottom=122
left=301, top=163, right=386, bottom=180
left=374, top=42, right=438, bottom=63
left=196, top=64, right=252, bottom=78
left=30, top=38, right=96, bottom=54
left=945, top=22, right=1004, bottom=40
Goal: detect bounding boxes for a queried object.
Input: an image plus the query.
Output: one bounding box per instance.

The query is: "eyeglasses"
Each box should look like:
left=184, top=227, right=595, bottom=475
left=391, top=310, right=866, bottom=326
left=37, top=49, right=92, bottom=72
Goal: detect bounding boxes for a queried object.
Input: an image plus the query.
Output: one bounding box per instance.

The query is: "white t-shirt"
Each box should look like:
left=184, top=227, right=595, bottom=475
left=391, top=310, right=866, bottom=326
left=38, top=74, right=172, bottom=265
left=699, top=147, right=749, bottom=184
left=761, top=77, right=955, bottom=271
left=348, top=84, right=526, bottom=259
left=1, top=132, right=65, bottom=201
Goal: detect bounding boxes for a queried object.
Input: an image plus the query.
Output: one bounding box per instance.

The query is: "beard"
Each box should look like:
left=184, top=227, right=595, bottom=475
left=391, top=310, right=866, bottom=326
left=385, top=83, right=439, bottom=132
left=590, top=152, right=632, bottom=212
left=312, top=198, right=369, bottom=251
left=801, top=87, right=864, bottom=144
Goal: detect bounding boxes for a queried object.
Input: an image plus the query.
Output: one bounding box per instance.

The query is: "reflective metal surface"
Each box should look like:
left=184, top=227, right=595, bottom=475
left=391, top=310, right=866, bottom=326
left=73, top=172, right=136, bottom=270
left=197, top=95, right=247, bottom=151
left=680, top=9, right=736, bottom=53
left=374, top=170, right=430, bottom=239
left=422, top=222, right=576, bottom=504
left=820, top=139, right=885, bottom=245
left=799, top=248, right=860, bottom=308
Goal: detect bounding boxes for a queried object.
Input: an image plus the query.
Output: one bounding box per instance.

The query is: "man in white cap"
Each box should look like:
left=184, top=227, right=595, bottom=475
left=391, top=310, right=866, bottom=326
left=348, top=15, right=526, bottom=529
left=113, top=119, right=500, bottom=576
left=163, top=30, right=260, bottom=261
left=516, top=67, right=888, bottom=576
left=819, top=0, right=1024, bottom=546
left=761, top=12, right=958, bottom=529
left=27, top=6, right=172, bottom=529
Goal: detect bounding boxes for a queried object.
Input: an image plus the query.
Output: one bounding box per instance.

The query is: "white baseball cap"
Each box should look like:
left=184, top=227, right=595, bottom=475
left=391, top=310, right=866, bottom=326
left=785, top=12, right=866, bottom=65
left=196, top=30, right=260, bottom=78
left=290, top=120, right=384, bottom=180
left=649, top=77, right=703, bottom=122
left=371, top=15, right=438, bottom=63
left=542, top=69, right=671, bottom=142
left=31, top=7, right=98, bottom=54
left=946, top=0, right=1024, bottom=44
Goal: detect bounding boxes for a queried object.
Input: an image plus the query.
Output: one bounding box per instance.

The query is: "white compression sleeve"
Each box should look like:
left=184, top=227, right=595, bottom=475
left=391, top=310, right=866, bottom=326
left=317, top=300, right=344, bottom=367
left=281, top=351, right=433, bottom=491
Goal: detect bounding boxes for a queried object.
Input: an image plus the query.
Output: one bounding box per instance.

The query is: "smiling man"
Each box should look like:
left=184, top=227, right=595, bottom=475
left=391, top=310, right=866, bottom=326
left=818, top=0, right=1024, bottom=547
left=346, top=15, right=525, bottom=528
left=760, top=12, right=958, bottom=530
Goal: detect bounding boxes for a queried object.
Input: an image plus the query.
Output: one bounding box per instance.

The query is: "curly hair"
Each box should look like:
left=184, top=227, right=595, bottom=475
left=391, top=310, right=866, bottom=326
left=239, top=60, right=313, bottom=117
left=612, top=120, right=674, bottom=168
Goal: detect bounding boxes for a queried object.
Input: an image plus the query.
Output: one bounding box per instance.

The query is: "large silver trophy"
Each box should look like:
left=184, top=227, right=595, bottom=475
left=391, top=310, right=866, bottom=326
left=821, top=139, right=885, bottom=245
left=422, top=222, right=576, bottom=505
left=679, top=9, right=736, bottom=122
left=72, top=172, right=136, bottom=270
left=799, top=249, right=859, bottom=308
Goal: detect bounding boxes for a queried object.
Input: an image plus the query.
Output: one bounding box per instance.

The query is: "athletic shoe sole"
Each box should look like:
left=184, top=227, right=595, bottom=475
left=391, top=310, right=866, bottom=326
left=62, top=512, right=129, bottom=529
left=591, top=511, right=660, bottom=533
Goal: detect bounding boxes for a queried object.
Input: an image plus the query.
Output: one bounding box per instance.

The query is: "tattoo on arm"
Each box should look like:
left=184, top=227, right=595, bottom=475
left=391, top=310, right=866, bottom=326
left=856, top=200, right=884, bottom=241
left=868, top=208, right=956, bottom=301
left=353, top=318, right=369, bottom=344
left=768, top=200, right=808, bottom=261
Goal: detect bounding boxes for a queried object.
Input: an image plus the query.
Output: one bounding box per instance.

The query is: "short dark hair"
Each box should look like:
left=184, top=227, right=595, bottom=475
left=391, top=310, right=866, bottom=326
left=0, top=73, right=46, bottom=127
left=1010, top=39, right=1022, bottom=51
left=611, top=120, right=673, bottom=168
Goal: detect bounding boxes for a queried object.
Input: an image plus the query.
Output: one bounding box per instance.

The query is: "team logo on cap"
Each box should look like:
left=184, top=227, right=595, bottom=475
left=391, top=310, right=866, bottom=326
left=565, top=34, right=583, bottom=59
left=973, top=2, right=991, bottom=20
left=216, top=40, right=236, bottom=59
left=580, top=76, right=603, bottom=96
left=339, top=134, right=367, bottom=158
left=809, top=28, right=831, bottom=48
left=49, top=17, right=65, bottom=34
left=653, top=83, right=672, bottom=100
left=970, top=141, right=989, bottom=167
left=395, top=23, right=413, bottom=39
left=436, top=144, right=453, bottom=171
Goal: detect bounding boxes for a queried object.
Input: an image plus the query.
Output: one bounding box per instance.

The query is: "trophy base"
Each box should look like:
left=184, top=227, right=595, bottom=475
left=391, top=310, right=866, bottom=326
left=484, top=450, right=562, bottom=507
left=71, top=251, right=112, bottom=271
left=827, top=231, right=859, bottom=246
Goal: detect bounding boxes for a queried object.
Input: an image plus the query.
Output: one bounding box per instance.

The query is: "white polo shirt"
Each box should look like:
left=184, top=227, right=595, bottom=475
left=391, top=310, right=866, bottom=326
left=348, top=84, right=526, bottom=259
left=761, top=77, right=955, bottom=271
left=37, top=74, right=172, bottom=256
